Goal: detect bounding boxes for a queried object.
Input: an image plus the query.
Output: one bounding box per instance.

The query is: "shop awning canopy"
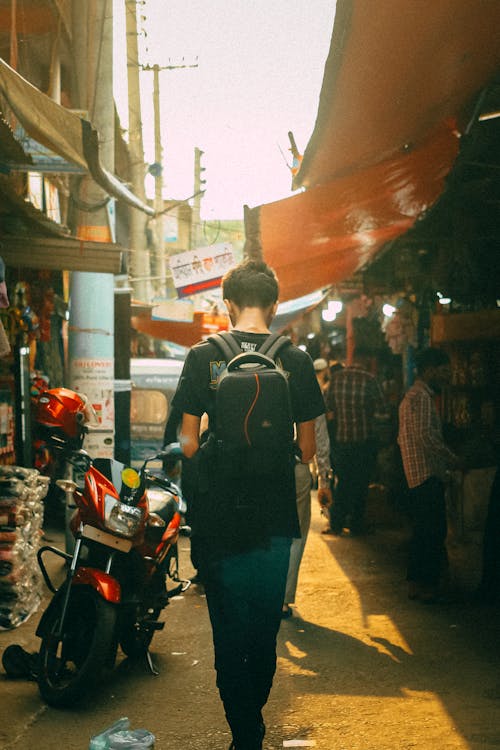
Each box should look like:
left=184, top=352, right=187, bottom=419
left=250, top=0, right=500, bottom=302
left=0, top=59, right=154, bottom=216
left=0, top=235, right=123, bottom=274
left=0, top=173, right=123, bottom=275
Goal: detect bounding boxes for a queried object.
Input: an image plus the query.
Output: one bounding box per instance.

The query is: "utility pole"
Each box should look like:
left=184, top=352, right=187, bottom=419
left=125, top=0, right=150, bottom=303
left=141, top=59, right=198, bottom=293
left=152, top=63, right=164, bottom=295
left=192, top=146, right=206, bottom=249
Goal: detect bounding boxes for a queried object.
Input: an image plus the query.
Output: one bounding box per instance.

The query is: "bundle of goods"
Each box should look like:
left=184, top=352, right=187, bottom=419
left=0, top=466, right=50, bottom=629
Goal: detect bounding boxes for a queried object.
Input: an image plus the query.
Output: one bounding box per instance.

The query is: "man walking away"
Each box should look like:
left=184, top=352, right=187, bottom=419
left=398, top=347, right=461, bottom=603
left=172, top=259, right=325, bottom=750
left=325, top=345, right=386, bottom=536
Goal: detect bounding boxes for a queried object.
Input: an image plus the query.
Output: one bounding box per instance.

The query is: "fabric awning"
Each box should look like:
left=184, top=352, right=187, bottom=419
left=0, top=59, right=154, bottom=216
left=270, top=289, right=329, bottom=332
left=249, top=122, right=459, bottom=302
left=250, top=0, right=500, bottom=302
left=0, top=173, right=123, bottom=273
left=0, top=236, right=122, bottom=274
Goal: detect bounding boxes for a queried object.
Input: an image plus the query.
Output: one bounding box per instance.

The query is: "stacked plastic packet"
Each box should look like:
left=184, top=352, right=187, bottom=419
left=0, top=466, right=50, bottom=629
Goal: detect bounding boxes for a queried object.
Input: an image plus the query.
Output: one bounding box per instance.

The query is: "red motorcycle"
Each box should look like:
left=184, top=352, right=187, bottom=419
left=33, top=388, right=189, bottom=707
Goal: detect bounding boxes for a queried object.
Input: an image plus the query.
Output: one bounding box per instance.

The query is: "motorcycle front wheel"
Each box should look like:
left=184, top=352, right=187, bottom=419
left=119, top=605, right=161, bottom=658
left=37, top=585, right=117, bottom=707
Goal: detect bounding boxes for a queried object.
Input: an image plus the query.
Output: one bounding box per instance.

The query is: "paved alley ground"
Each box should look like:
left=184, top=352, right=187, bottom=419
left=0, top=496, right=499, bottom=749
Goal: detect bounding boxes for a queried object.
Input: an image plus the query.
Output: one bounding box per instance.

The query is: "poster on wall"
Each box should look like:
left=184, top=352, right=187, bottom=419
left=69, top=358, right=115, bottom=458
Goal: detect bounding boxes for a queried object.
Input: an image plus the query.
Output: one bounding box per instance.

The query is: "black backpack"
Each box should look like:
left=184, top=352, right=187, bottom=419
left=207, top=331, right=294, bottom=480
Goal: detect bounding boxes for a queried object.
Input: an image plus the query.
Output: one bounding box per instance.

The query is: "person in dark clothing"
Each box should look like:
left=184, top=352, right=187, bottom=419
left=398, top=347, right=461, bottom=602
left=476, top=467, right=500, bottom=603
left=171, top=259, right=325, bottom=750
left=325, top=347, right=386, bottom=535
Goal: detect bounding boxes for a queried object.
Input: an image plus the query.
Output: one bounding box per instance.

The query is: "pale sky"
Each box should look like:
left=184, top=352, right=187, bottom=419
left=113, top=1, right=335, bottom=219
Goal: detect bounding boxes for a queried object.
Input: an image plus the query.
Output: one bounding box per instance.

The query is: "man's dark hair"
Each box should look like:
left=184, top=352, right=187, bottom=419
left=222, top=259, right=279, bottom=308
left=415, top=347, right=450, bottom=375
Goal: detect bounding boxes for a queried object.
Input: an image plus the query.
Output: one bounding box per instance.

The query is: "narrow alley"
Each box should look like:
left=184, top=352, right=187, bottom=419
left=0, top=497, right=499, bottom=750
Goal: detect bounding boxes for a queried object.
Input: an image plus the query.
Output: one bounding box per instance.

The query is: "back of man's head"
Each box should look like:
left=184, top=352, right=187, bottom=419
left=352, top=345, right=373, bottom=365
left=222, top=259, right=279, bottom=309
left=415, top=347, right=450, bottom=375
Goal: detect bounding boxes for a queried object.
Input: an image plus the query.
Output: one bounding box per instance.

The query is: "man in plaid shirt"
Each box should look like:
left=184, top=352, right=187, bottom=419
left=398, top=347, right=460, bottom=602
left=325, top=346, right=386, bottom=535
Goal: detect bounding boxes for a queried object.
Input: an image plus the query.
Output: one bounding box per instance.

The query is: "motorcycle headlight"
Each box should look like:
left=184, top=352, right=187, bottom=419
left=104, top=495, right=144, bottom=538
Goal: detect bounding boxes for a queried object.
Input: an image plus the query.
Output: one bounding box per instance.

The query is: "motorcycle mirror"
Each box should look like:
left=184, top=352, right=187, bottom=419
left=68, top=449, right=92, bottom=471
left=140, top=442, right=183, bottom=472
left=161, top=442, right=183, bottom=458
left=56, top=479, right=77, bottom=494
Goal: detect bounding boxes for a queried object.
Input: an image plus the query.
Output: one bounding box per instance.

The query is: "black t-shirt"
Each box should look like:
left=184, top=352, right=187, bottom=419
left=172, top=331, right=325, bottom=556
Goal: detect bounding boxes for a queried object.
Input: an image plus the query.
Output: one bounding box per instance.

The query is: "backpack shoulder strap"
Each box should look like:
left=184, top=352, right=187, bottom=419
left=258, top=332, right=292, bottom=362
left=207, top=331, right=242, bottom=362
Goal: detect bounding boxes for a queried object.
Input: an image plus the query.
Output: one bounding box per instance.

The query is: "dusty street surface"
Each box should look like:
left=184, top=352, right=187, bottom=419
left=1, top=497, right=499, bottom=750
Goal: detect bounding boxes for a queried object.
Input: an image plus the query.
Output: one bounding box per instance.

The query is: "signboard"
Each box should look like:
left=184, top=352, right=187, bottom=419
left=69, top=358, right=115, bottom=458
left=169, top=243, right=235, bottom=298
left=69, top=358, right=115, bottom=430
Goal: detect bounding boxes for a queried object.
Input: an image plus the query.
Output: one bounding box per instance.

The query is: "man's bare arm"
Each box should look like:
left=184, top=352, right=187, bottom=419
left=297, top=419, right=316, bottom=463
left=180, top=413, right=201, bottom=458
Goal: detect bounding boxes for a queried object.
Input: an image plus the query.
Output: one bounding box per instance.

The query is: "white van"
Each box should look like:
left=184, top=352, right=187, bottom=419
left=130, top=357, right=185, bottom=467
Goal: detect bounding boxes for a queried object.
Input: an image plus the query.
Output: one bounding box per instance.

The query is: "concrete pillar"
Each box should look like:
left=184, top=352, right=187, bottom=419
left=69, top=0, right=115, bottom=458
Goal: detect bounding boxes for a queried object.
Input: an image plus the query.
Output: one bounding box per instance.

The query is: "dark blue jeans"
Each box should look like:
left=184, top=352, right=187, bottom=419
left=407, top=476, right=448, bottom=587
left=329, top=439, right=377, bottom=533
left=203, top=537, right=291, bottom=750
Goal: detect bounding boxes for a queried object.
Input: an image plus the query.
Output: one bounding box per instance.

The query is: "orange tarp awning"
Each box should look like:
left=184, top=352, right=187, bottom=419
left=297, top=0, right=500, bottom=190
left=131, top=312, right=229, bottom=348
left=251, top=0, right=500, bottom=302
left=256, top=122, right=459, bottom=302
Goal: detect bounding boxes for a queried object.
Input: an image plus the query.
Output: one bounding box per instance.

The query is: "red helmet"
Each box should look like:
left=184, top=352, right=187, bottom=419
left=35, top=388, right=98, bottom=441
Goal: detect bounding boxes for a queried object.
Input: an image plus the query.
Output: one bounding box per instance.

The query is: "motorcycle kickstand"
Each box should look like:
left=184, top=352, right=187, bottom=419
left=146, top=649, right=159, bottom=676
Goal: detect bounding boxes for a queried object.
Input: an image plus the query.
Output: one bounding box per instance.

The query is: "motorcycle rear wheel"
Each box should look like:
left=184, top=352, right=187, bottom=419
left=37, top=585, right=117, bottom=707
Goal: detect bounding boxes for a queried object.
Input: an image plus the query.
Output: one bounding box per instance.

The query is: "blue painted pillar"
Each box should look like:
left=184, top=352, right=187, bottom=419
left=68, top=272, right=115, bottom=457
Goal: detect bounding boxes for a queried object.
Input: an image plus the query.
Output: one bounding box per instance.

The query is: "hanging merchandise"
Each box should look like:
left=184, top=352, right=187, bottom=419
left=0, top=257, right=10, bottom=309
left=0, top=466, right=49, bottom=629
left=0, top=320, right=11, bottom=359
left=383, top=299, right=418, bottom=354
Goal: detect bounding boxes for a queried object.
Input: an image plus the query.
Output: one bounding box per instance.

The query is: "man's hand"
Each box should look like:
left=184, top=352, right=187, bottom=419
left=317, top=486, right=332, bottom=508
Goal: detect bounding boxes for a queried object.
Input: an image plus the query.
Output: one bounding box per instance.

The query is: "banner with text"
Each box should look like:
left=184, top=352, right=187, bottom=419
left=169, top=243, right=235, bottom=298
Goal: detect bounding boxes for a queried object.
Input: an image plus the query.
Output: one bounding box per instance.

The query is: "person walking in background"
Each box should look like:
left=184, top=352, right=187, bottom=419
left=282, top=413, right=332, bottom=619
left=172, top=259, right=325, bottom=750
left=313, top=357, right=337, bottom=533
left=398, top=347, right=461, bottom=603
left=324, top=345, right=386, bottom=536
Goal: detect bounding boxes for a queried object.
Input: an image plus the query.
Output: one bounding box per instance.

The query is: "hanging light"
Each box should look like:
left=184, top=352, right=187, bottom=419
left=322, top=308, right=336, bottom=322
left=322, top=300, right=343, bottom=322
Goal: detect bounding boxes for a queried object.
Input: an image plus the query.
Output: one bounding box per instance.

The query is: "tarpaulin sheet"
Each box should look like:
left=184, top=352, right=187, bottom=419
left=250, top=0, right=500, bottom=302
left=252, top=122, right=459, bottom=302
left=0, top=59, right=154, bottom=215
